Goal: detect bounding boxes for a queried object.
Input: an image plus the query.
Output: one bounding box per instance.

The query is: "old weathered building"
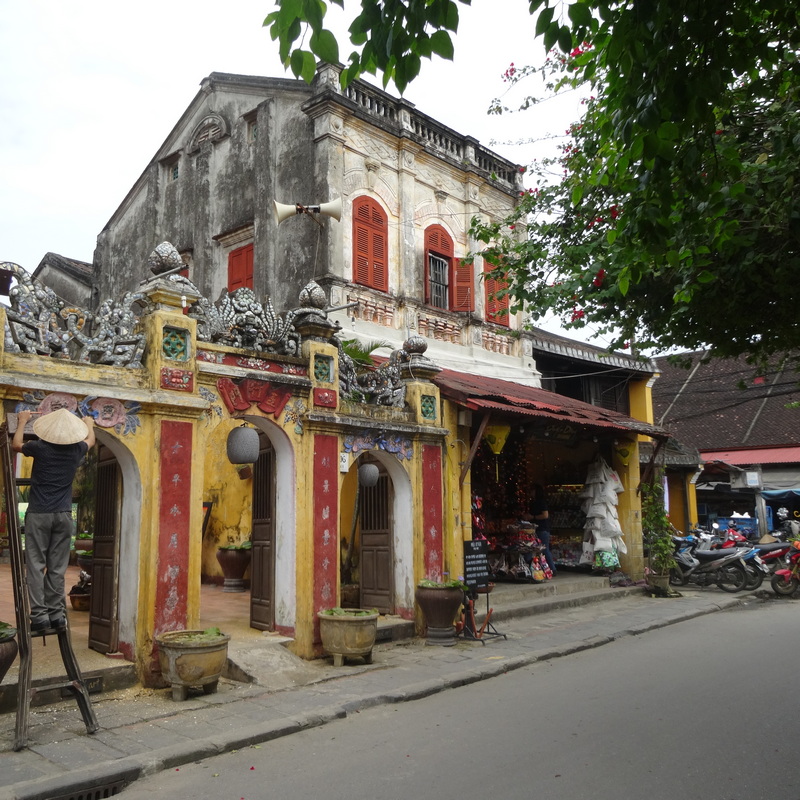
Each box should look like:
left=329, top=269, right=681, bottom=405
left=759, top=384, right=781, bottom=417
left=0, top=65, right=672, bottom=691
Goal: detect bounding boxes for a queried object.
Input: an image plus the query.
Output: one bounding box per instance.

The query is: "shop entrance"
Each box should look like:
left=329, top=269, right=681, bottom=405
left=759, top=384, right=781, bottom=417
left=89, top=443, right=121, bottom=653
left=359, top=472, right=394, bottom=613
left=250, top=433, right=275, bottom=630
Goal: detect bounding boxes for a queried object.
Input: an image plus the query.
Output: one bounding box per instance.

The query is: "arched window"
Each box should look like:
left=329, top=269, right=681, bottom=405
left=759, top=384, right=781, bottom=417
left=424, top=225, right=474, bottom=312
left=352, top=197, right=388, bottom=292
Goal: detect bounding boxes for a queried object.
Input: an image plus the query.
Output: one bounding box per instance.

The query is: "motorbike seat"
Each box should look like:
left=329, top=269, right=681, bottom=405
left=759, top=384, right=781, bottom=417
left=694, top=547, right=739, bottom=560
left=754, top=542, right=790, bottom=553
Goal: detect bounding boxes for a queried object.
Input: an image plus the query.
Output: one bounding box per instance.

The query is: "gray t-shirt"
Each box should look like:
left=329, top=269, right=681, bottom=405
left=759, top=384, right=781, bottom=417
left=21, top=440, right=88, bottom=513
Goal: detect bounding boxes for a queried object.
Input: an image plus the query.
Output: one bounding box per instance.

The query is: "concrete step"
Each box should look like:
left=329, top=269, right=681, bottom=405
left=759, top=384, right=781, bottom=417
left=374, top=573, right=635, bottom=644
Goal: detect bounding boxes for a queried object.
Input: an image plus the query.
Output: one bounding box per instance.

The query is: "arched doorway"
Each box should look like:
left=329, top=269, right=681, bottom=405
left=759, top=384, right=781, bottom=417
left=359, top=467, right=394, bottom=613
left=250, top=432, right=275, bottom=630
left=89, top=442, right=120, bottom=653
left=89, top=430, right=141, bottom=659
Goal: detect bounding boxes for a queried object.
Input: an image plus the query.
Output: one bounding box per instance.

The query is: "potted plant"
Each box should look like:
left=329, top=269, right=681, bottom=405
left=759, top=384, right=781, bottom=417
left=155, top=627, right=231, bottom=701
left=0, top=621, right=18, bottom=685
left=216, top=538, right=252, bottom=592
left=318, top=607, right=379, bottom=667
left=415, top=577, right=468, bottom=646
left=642, top=472, right=677, bottom=596
left=68, top=570, right=92, bottom=611
left=74, top=531, right=94, bottom=570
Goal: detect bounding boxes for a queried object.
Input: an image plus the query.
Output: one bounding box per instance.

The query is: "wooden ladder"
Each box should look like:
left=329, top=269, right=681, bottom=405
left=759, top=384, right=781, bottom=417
left=0, top=422, right=98, bottom=751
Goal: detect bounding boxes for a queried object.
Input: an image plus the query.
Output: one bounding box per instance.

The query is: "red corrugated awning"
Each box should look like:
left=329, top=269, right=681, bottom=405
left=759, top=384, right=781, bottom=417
left=702, top=446, right=800, bottom=466
left=433, top=368, right=668, bottom=439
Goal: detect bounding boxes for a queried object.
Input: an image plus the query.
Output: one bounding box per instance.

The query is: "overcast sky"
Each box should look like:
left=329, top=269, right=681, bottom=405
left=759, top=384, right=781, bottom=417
left=0, top=1, right=608, bottom=344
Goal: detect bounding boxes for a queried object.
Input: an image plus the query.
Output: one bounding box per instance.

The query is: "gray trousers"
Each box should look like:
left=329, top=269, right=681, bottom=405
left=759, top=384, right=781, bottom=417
left=24, top=511, right=73, bottom=624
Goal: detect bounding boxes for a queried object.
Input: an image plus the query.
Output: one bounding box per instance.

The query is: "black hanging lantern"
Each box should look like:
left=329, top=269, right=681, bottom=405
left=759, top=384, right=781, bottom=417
left=358, top=463, right=380, bottom=487
left=226, top=424, right=259, bottom=464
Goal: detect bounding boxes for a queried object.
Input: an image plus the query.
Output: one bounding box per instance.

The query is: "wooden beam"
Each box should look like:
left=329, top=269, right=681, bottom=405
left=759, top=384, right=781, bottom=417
left=459, top=412, right=491, bottom=487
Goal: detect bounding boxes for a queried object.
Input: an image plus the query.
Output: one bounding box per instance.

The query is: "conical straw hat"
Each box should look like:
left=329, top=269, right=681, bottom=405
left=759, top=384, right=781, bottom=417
left=32, top=408, right=89, bottom=445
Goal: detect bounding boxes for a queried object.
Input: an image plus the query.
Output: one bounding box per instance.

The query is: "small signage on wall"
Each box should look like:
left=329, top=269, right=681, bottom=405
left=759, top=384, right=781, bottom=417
left=464, top=539, right=489, bottom=590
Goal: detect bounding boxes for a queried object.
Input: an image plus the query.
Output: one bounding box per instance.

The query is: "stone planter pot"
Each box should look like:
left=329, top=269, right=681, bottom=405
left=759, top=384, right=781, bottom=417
left=76, top=553, right=93, bottom=571
left=415, top=585, right=464, bottom=646
left=216, top=547, right=252, bottom=592
left=155, top=629, right=231, bottom=701
left=0, top=634, right=18, bottom=685
left=647, top=573, right=671, bottom=594
left=69, top=591, right=91, bottom=611
left=318, top=611, right=379, bottom=667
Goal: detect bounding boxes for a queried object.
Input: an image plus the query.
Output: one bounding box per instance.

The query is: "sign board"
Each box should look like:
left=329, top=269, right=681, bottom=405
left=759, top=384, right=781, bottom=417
left=464, top=539, right=489, bottom=590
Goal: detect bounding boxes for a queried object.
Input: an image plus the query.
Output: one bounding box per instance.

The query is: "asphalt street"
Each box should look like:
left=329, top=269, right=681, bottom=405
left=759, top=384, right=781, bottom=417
left=117, top=597, right=798, bottom=800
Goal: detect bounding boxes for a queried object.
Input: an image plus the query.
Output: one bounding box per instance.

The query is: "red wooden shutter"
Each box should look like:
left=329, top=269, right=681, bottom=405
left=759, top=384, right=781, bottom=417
left=352, top=197, right=388, bottom=291
left=228, top=244, right=254, bottom=291
left=484, top=260, right=510, bottom=326
left=451, top=259, right=475, bottom=312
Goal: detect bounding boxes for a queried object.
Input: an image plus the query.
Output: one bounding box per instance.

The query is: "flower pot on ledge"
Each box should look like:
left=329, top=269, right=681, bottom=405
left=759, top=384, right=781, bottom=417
left=415, top=583, right=465, bottom=647
left=216, top=546, right=252, bottom=592
left=155, top=628, right=230, bottom=701
left=318, top=609, right=379, bottom=667
left=0, top=624, right=18, bottom=685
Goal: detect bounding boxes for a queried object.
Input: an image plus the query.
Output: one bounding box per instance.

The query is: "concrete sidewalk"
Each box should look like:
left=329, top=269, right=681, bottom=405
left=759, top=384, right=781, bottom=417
left=0, top=585, right=760, bottom=800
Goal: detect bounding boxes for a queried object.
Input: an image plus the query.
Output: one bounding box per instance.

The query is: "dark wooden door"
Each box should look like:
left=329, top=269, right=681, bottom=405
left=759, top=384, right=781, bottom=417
left=90, top=444, right=120, bottom=653
left=250, top=436, right=275, bottom=630
left=359, top=474, right=393, bottom=613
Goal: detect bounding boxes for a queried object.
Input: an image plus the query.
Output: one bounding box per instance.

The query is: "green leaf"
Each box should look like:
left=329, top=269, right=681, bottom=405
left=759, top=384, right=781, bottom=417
left=618, top=269, right=630, bottom=296
left=543, top=20, right=560, bottom=51
left=568, top=3, right=593, bottom=27
left=290, top=49, right=317, bottom=83
left=557, top=24, right=573, bottom=54
left=535, top=6, right=554, bottom=36
left=310, top=28, right=340, bottom=63
left=696, top=270, right=716, bottom=283
left=571, top=184, right=584, bottom=206
left=606, top=229, right=618, bottom=244
left=429, top=30, right=454, bottom=60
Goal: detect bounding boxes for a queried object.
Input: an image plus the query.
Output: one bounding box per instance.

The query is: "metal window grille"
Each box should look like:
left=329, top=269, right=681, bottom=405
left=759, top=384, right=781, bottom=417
left=428, top=254, right=448, bottom=309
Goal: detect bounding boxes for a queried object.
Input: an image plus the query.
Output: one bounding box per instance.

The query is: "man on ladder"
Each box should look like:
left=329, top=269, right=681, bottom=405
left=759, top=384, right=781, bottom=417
left=11, top=408, right=95, bottom=632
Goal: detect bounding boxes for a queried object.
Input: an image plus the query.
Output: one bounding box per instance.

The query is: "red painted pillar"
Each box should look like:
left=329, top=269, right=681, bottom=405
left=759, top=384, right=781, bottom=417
left=313, top=434, right=339, bottom=636
left=422, top=443, right=444, bottom=581
left=154, top=420, right=192, bottom=633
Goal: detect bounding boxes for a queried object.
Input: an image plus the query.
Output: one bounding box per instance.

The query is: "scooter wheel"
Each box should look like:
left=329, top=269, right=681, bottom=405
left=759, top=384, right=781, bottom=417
left=669, top=568, right=687, bottom=587
left=770, top=574, right=800, bottom=597
left=716, top=563, right=748, bottom=592
left=744, top=564, right=765, bottom=591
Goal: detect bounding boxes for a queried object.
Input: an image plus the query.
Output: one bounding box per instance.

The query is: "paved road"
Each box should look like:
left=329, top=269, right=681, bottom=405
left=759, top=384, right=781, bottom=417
left=118, top=598, right=798, bottom=800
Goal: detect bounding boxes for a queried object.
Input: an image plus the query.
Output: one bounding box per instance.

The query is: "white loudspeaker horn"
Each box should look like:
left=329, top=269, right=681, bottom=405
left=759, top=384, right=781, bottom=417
left=313, top=197, right=342, bottom=222
left=274, top=201, right=302, bottom=224
left=273, top=197, right=342, bottom=225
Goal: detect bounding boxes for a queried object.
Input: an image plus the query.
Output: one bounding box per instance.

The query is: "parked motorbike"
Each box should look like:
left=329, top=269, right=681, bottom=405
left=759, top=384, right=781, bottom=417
left=669, top=535, right=749, bottom=592
left=714, top=528, right=792, bottom=578
left=770, top=541, right=800, bottom=597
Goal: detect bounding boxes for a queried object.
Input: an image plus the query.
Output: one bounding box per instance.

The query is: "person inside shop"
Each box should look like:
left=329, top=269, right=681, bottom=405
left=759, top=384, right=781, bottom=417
left=12, top=407, right=95, bottom=633
left=531, top=484, right=556, bottom=577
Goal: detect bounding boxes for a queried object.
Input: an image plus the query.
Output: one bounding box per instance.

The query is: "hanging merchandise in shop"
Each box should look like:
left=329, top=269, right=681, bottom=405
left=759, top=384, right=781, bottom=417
left=579, top=456, right=626, bottom=572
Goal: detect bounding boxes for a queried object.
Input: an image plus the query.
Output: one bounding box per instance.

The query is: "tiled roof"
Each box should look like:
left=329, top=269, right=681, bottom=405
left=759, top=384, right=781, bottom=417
left=652, top=351, right=800, bottom=450
left=434, top=367, right=668, bottom=439
left=33, top=252, right=93, bottom=285
left=528, top=326, right=657, bottom=372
